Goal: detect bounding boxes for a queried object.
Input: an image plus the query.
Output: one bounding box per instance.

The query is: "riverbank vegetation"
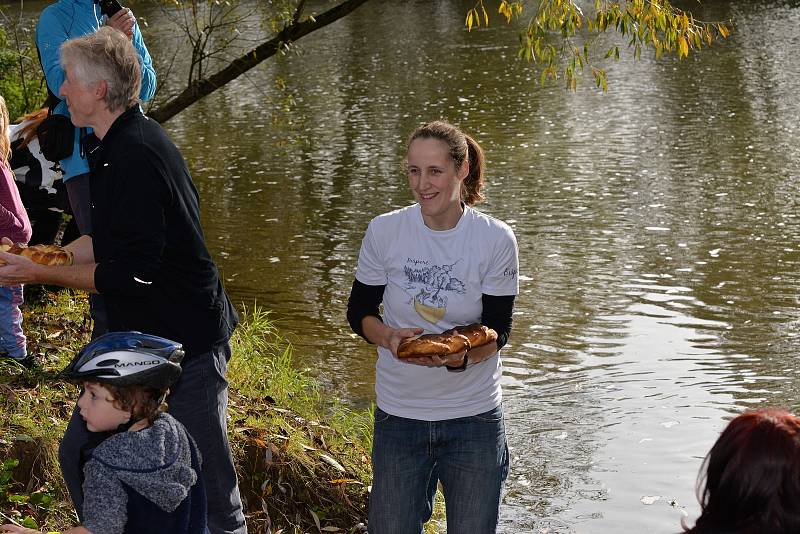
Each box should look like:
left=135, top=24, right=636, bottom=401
left=0, top=290, right=373, bottom=533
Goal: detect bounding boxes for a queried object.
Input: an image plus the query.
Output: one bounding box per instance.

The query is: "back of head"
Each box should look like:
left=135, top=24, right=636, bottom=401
left=686, top=408, right=800, bottom=533
left=408, top=120, right=486, bottom=206
left=60, top=26, right=142, bottom=113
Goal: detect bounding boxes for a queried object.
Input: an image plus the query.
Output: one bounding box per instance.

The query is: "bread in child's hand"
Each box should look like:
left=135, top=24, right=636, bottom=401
left=397, top=332, right=471, bottom=359
left=0, top=243, right=74, bottom=266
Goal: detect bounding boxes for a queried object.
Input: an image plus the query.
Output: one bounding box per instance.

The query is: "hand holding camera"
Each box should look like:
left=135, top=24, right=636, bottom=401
left=97, top=0, right=135, bottom=39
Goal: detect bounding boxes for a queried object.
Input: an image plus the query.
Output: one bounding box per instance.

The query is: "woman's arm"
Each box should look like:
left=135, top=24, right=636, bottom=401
left=361, top=315, right=422, bottom=356
left=346, top=280, right=422, bottom=355
left=0, top=205, right=26, bottom=238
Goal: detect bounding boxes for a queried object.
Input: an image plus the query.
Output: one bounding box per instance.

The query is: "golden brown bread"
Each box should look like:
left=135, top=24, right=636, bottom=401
left=396, top=324, right=499, bottom=359
left=445, top=323, right=498, bottom=349
left=0, top=243, right=74, bottom=266
left=397, top=333, right=471, bottom=359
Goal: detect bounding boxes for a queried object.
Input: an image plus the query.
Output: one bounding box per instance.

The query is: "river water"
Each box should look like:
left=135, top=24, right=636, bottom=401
left=9, top=0, right=800, bottom=531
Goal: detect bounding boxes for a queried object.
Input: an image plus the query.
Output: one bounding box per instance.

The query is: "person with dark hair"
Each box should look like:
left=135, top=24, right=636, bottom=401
left=346, top=120, right=519, bottom=532
left=0, top=331, right=207, bottom=534
left=683, top=408, right=800, bottom=534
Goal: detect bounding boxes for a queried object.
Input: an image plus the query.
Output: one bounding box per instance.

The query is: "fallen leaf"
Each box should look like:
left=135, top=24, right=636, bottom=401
left=310, top=509, right=321, bottom=531
left=319, top=453, right=345, bottom=472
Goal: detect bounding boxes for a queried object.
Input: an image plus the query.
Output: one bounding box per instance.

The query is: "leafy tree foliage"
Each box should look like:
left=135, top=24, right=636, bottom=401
left=0, top=11, right=45, bottom=120
left=0, top=0, right=731, bottom=122
left=466, top=0, right=731, bottom=90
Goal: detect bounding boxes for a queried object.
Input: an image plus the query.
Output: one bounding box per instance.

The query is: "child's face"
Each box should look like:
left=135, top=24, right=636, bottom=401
left=77, top=382, right=131, bottom=432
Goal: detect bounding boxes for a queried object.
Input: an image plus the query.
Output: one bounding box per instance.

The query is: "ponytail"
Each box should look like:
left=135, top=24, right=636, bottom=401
left=462, top=134, right=485, bottom=206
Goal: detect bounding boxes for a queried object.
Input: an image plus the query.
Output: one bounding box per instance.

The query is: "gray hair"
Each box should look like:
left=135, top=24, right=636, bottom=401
left=60, top=26, right=141, bottom=113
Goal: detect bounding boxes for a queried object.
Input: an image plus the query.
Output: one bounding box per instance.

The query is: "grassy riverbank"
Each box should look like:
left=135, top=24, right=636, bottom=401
left=0, top=289, right=373, bottom=533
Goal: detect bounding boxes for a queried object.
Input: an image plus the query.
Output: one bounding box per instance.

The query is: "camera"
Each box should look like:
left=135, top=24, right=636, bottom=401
left=97, top=0, right=123, bottom=18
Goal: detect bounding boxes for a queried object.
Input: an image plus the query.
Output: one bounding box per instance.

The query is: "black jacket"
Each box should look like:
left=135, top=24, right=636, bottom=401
left=86, top=107, right=237, bottom=356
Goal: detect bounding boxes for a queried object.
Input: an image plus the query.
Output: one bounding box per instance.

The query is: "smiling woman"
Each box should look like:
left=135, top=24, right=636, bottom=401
left=346, top=120, right=519, bottom=532
left=406, top=123, right=486, bottom=231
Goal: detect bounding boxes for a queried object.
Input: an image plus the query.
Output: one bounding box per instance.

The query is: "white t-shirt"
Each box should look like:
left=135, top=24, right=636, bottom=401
left=356, top=203, right=519, bottom=421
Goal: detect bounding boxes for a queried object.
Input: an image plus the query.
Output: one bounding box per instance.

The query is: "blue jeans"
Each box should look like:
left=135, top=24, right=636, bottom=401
left=59, top=341, right=247, bottom=534
left=0, top=285, right=26, bottom=359
left=369, top=405, right=509, bottom=534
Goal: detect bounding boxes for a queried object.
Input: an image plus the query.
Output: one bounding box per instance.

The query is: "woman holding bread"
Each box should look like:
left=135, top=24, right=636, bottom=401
left=347, top=120, right=519, bottom=533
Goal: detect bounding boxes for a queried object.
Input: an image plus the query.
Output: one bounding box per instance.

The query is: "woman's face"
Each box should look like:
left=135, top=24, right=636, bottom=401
left=407, top=137, right=467, bottom=230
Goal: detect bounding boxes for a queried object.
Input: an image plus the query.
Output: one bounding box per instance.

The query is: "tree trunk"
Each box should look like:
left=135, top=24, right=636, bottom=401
left=148, top=0, right=370, bottom=123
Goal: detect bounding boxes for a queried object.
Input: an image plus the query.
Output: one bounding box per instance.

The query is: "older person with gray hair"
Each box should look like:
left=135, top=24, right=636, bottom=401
left=0, top=27, right=247, bottom=534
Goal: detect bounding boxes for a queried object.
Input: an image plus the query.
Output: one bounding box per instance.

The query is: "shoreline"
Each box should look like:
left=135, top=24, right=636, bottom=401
left=0, top=289, right=371, bottom=532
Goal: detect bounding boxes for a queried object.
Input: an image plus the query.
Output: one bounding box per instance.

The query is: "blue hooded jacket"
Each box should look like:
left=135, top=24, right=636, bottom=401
left=35, top=0, right=156, bottom=181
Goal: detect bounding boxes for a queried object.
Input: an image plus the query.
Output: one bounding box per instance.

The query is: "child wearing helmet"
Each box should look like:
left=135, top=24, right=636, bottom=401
left=1, top=332, right=207, bottom=534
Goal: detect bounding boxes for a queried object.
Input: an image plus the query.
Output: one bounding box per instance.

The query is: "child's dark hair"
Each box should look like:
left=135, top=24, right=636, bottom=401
left=94, top=380, right=169, bottom=425
left=407, top=120, right=486, bottom=206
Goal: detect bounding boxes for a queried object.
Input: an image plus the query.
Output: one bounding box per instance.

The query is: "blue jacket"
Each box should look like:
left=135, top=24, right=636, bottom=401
left=35, top=0, right=156, bottom=181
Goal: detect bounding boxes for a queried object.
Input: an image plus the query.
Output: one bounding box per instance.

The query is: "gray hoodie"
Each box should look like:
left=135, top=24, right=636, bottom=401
left=81, top=413, right=201, bottom=534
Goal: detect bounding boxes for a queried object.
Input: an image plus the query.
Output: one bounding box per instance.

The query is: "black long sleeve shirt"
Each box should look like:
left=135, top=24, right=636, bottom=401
left=86, top=107, right=237, bottom=356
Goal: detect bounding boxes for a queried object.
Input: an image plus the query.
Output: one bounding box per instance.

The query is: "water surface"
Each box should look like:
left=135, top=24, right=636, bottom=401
left=11, top=0, right=800, bottom=531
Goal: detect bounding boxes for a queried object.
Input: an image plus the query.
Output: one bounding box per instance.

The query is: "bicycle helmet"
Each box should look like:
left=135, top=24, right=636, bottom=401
left=60, top=331, right=184, bottom=390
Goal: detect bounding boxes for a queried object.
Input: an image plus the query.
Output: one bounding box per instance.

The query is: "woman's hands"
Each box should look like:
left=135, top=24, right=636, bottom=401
left=390, top=328, right=467, bottom=368
left=361, top=316, right=480, bottom=368
left=401, top=348, right=468, bottom=368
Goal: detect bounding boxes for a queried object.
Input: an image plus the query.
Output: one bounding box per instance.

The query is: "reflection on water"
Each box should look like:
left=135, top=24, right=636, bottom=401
left=164, top=1, right=799, bottom=532
left=18, top=0, right=800, bottom=531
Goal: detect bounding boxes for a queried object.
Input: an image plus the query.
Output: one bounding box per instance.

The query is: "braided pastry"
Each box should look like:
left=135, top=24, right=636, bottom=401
left=397, top=333, right=471, bottom=359
left=396, top=323, right=498, bottom=360
left=444, top=323, right=498, bottom=349
left=0, top=243, right=74, bottom=266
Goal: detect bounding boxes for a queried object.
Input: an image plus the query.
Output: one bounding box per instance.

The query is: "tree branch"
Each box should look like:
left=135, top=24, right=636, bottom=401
left=148, top=0, right=370, bottom=123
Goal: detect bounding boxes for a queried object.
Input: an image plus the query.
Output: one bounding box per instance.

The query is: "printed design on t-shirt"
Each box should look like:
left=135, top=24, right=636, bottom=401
left=403, top=259, right=465, bottom=324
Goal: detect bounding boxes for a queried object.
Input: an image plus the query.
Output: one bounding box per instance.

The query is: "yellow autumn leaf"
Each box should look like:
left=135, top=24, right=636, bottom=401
left=678, top=36, right=688, bottom=58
